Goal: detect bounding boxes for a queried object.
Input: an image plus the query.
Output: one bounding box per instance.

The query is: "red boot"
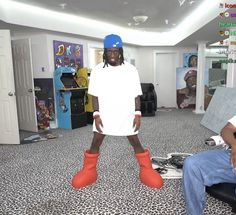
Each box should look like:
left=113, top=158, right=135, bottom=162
left=71, top=150, right=99, bottom=188
left=135, top=149, right=164, bottom=188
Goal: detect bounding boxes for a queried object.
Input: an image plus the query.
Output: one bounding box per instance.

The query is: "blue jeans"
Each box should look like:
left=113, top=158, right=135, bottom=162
left=182, top=149, right=236, bottom=215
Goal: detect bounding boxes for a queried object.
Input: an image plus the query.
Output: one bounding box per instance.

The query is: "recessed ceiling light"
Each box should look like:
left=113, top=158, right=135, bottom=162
left=178, top=0, right=186, bottom=6
left=165, top=19, right=169, bottom=25
left=189, top=1, right=195, bottom=5
left=133, top=15, right=148, bottom=23
left=59, top=3, right=67, bottom=9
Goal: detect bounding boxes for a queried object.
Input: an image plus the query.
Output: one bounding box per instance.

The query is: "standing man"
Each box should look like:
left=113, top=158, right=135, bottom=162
left=183, top=115, right=236, bottom=215
left=71, top=34, right=163, bottom=189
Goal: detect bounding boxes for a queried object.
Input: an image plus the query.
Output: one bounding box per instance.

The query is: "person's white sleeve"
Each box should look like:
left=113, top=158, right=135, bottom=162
left=228, top=115, right=236, bottom=127
left=210, top=135, right=225, bottom=146
left=133, top=68, right=142, bottom=96
left=88, top=69, right=99, bottom=97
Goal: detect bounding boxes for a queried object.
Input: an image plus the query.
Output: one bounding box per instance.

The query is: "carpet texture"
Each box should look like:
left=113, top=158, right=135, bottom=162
left=0, top=109, right=234, bottom=215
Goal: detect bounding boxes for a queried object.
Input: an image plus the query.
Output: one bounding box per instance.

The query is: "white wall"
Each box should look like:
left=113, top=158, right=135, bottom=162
left=31, top=35, right=50, bottom=78
left=11, top=33, right=50, bottom=78
left=11, top=30, right=208, bottom=111
left=136, top=47, right=197, bottom=83
left=12, top=31, right=140, bottom=79
left=11, top=30, right=203, bottom=99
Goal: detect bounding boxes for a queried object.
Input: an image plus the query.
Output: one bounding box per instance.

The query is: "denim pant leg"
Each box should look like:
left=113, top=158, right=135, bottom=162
left=182, top=149, right=236, bottom=215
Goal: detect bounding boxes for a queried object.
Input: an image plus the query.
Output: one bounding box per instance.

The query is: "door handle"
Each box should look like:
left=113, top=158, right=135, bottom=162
left=28, top=89, right=33, bottom=93
left=8, top=92, right=14, bottom=96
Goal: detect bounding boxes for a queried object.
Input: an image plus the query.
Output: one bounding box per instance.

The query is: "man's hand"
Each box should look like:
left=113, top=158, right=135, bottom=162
left=221, top=122, right=236, bottom=169
left=94, top=116, right=103, bottom=133
left=133, top=115, right=141, bottom=132
left=231, top=146, right=236, bottom=169
left=178, top=88, right=189, bottom=96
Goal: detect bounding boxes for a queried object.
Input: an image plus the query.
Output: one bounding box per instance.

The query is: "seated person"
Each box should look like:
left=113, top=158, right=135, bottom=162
left=182, top=115, right=236, bottom=215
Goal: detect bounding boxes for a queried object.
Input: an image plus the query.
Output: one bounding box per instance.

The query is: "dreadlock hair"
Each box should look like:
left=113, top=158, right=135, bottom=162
left=103, top=48, right=125, bottom=68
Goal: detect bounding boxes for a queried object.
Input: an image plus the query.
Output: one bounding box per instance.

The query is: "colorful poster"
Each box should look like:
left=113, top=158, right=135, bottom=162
left=53, top=40, right=83, bottom=70
left=183, top=53, right=198, bottom=68
left=34, top=78, right=55, bottom=130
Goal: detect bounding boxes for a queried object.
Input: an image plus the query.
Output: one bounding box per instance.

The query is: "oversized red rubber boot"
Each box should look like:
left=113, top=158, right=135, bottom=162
left=135, top=149, right=164, bottom=188
left=71, top=150, right=99, bottom=188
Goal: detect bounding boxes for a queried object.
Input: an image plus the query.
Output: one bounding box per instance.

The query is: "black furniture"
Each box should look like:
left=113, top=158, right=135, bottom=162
left=140, top=83, right=157, bottom=116
left=206, top=183, right=236, bottom=213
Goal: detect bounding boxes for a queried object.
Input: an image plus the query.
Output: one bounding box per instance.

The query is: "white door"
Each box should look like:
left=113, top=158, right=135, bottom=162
left=154, top=52, right=177, bottom=108
left=0, top=30, right=20, bottom=144
left=12, top=39, right=38, bottom=132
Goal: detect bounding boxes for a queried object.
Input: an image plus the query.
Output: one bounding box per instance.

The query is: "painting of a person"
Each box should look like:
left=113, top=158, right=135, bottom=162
left=188, top=54, right=197, bottom=67
left=177, top=70, right=211, bottom=110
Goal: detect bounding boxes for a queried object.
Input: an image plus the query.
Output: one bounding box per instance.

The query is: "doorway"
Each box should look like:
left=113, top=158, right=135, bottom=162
left=12, top=38, right=38, bottom=132
left=88, top=46, right=103, bottom=68
left=0, top=30, right=20, bottom=144
left=153, top=51, right=178, bottom=108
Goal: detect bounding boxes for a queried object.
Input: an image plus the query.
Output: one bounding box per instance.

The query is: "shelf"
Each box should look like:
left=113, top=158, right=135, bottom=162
left=59, top=87, right=88, bottom=91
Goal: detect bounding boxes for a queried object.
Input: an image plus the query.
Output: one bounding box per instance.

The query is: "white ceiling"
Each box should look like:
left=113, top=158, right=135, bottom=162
left=0, top=0, right=235, bottom=46
left=7, top=0, right=205, bottom=31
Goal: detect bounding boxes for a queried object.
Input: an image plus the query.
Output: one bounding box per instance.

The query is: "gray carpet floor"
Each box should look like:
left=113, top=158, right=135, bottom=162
left=0, top=109, right=235, bottom=215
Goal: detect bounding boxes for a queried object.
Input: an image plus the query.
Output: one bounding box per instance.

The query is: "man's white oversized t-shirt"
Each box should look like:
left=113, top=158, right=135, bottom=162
left=88, top=61, right=142, bottom=136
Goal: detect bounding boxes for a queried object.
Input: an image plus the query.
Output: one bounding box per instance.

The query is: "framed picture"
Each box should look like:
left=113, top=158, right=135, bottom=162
left=53, top=40, right=83, bottom=70
left=183, top=53, right=198, bottom=68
